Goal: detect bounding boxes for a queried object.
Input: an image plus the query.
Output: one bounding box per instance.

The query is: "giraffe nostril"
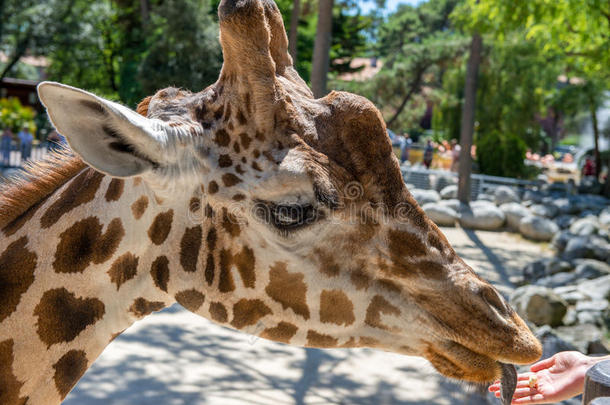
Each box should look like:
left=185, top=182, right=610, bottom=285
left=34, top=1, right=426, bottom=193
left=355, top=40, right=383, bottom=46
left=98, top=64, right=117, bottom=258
left=481, top=286, right=510, bottom=317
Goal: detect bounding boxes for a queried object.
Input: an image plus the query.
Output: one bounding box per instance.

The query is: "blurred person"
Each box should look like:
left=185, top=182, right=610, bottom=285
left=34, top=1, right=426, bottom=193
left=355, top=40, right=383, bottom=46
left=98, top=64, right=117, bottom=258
left=1, top=128, right=13, bottom=166
left=582, top=156, right=596, bottom=178
left=423, top=139, right=434, bottom=169
left=450, top=138, right=461, bottom=172
left=400, top=133, right=412, bottom=164
left=489, top=351, right=610, bottom=404
left=18, top=125, right=34, bottom=162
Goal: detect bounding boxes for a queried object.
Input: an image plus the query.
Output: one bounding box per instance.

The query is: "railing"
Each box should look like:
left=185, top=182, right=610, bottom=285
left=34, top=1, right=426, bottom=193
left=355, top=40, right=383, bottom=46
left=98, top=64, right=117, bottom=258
left=584, top=360, right=610, bottom=404
left=401, top=165, right=542, bottom=199
left=0, top=142, right=50, bottom=169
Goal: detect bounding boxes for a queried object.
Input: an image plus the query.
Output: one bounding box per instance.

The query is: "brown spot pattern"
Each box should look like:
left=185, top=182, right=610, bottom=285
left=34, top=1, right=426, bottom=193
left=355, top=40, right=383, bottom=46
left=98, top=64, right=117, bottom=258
left=218, top=154, right=232, bottom=168
left=214, top=129, right=230, bottom=147
left=40, top=169, right=104, bottom=229
left=350, top=268, right=371, bottom=290
left=175, top=289, right=205, bottom=312
left=233, top=246, right=256, bottom=288
left=315, top=249, right=340, bottom=277
left=0, top=237, right=37, bottom=322
left=239, top=133, right=252, bottom=149
left=221, top=208, right=241, bottom=237
left=107, top=253, right=139, bottom=290
left=365, top=295, right=400, bottom=331
left=147, top=209, right=173, bottom=245
left=0, top=339, right=28, bottom=405
left=265, top=262, right=310, bottom=319
left=208, top=181, right=219, bottom=194
left=129, top=298, right=165, bottom=317
left=34, top=288, right=105, bottom=348
left=205, top=254, right=215, bottom=286
left=388, top=229, right=426, bottom=261
left=231, top=299, right=271, bottom=329
left=218, top=249, right=235, bottom=292
left=180, top=225, right=202, bottom=273
left=222, top=173, right=242, bottom=187
left=260, top=322, right=298, bottom=344
left=104, top=179, right=124, bottom=202
left=209, top=302, right=228, bottom=323
left=131, top=195, right=149, bottom=220
left=53, top=217, right=124, bottom=274
left=150, top=256, right=170, bottom=292
left=306, top=330, right=338, bottom=348
left=53, top=350, right=88, bottom=399
left=319, top=290, right=355, bottom=326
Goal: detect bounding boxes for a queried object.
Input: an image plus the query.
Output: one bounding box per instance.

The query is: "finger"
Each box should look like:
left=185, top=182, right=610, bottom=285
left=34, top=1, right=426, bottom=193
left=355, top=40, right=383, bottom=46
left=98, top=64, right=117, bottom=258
left=512, top=394, right=546, bottom=404
left=512, top=387, right=538, bottom=398
left=530, top=356, right=555, bottom=372
left=517, top=372, right=535, bottom=381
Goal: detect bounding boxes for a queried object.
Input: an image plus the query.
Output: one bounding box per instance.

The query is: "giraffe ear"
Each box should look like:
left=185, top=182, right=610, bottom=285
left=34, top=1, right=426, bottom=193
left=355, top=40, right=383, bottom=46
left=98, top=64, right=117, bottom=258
left=37, top=81, right=167, bottom=178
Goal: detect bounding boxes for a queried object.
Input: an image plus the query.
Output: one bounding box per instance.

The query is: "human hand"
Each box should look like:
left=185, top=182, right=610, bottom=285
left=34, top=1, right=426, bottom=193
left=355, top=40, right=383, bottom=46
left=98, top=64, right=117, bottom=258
left=489, top=351, right=594, bottom=404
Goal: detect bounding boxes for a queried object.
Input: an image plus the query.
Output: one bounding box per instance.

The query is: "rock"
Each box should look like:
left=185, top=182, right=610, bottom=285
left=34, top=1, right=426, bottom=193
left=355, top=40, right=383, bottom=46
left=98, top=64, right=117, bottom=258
left=439, top=185, right=457, bottom=200
left=500, top=202, right=530, bottom=230
left=552, top=198, right=580, bottom=215
left=555, top=324, right=606, bottom=354
left=422, top=203, right=459, bottom=227
left=547, top=259, right=573, bottom=275
left=577, top=275, right=610, bottom=301
left=590, top=236, right=610, bottom=262
left=554, top=215, right=576, bottom=230
left=523, top=258, right=551, bottom=282
left=575, top=299, right=609, bottom=326
left=535, top=272, right=578, bottom=288
left=573, top=259, right=610, bottom=279
left=529, top=204, right=559, bottom=219
left=522, top=190, right=544, bottom=204
left=552, top=231, right=573, bottom=252
left=510, top=286, right=568, bottom=327
left=569, top=216, right=600, bottom=236
left=600, top=208, right=610, bottom=227
left=494, top=186, right=520, bottom=205
left=434, top=175, right=456, bottom=192
left=519, top=216, right=559, bottom=242
left=410, top=189, right=440, bottom=206
left=458, top=201, right=506, bottom=231
left=535, top=325, right=577, bottom=360
left=477, top=193, right=494, bottom=202
left=562, top=236, right=591, bottom=260
left=439, top=199, right=461, bottom=212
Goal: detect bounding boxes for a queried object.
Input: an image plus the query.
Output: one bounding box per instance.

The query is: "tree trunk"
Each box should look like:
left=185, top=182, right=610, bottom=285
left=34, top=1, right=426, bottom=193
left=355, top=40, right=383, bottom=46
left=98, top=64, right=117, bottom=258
left=288, top=0, right=301, bottom=63
left=589, top=96, right=601, bottom=179
left=457, top=33, right=483, bottom=204
left=311, top=0, right=333, bottom=98
left=140, top=0, right=150, bottom=25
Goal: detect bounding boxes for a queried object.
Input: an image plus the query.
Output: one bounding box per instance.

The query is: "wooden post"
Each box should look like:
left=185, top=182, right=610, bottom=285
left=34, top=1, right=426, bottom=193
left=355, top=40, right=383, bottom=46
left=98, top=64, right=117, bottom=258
left=583, top=360, right=610, bottom=405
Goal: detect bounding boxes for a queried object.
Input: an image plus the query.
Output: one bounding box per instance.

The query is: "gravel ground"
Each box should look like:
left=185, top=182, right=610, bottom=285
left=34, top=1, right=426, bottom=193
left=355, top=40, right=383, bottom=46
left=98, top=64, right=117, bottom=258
left=64, top=228, right=551, bottom=405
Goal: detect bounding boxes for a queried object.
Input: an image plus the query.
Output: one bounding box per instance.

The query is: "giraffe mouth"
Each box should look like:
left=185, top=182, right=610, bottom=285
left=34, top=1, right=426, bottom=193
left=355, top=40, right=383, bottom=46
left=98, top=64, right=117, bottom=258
left=424, top=340, right=503, bottom=383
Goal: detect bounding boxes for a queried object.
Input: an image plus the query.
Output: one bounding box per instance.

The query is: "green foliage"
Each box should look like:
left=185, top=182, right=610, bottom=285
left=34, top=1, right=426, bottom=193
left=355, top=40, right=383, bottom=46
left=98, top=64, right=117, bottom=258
left=476, top=131, right=528, bottom=178
left=0, top=98, right=36, bottom=134
left=139, top=0, right=222, bottom=96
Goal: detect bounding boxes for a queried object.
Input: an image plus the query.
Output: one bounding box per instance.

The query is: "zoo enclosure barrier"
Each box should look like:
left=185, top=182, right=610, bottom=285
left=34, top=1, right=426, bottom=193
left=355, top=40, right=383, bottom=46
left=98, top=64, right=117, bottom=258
left=401, top=166, right=542, bottom=200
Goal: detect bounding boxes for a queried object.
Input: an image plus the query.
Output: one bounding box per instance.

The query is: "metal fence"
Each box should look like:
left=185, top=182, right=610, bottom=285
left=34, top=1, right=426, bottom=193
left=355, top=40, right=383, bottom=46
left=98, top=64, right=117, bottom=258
left=401, top=166, right=541, bottom=199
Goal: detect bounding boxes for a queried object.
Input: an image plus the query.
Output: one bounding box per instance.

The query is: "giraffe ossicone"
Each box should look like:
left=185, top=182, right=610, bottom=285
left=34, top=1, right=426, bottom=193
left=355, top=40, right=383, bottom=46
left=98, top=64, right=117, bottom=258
left=0, top=0, right=541, bottom=403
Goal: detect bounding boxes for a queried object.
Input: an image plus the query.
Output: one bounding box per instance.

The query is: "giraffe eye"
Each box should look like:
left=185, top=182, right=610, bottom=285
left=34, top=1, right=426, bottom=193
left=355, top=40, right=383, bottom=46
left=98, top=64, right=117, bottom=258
left=254, top=201, right=320, bottom=231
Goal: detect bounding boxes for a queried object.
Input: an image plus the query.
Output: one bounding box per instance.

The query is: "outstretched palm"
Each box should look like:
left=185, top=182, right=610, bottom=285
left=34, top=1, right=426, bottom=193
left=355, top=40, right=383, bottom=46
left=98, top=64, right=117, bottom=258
left=489, top=351, right=592, bottom=404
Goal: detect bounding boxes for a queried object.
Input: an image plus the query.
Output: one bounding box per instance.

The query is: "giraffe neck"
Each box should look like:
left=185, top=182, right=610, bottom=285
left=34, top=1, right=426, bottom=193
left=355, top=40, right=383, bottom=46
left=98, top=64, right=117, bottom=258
left=0, top=168, right=198, bottom=405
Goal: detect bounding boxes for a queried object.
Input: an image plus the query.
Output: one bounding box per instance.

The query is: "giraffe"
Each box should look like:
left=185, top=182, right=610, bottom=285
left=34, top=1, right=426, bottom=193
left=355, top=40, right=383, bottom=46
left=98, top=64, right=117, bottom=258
left=0, top=0, right=542, bottom=403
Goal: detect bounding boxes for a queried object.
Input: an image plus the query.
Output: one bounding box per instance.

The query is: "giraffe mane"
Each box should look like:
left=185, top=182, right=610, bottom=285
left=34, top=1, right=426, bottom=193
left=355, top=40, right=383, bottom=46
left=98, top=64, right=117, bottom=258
left=0, top=147, right=86, bottom=230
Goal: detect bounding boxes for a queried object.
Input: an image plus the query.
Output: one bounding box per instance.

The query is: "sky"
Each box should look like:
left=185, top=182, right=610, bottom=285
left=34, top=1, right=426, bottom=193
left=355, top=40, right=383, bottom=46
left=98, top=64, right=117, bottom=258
left=360, top=0, right=424, bottom=15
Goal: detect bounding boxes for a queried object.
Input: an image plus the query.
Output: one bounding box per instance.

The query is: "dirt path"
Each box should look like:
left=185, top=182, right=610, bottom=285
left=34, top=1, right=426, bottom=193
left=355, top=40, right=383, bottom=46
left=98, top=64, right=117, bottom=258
left=64, top=228, right=551, bottom=405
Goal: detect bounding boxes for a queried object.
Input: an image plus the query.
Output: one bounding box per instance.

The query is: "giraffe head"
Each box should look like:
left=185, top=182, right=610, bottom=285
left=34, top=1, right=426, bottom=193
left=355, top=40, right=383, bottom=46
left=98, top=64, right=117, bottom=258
left=38, top=0, right=540, bottom=383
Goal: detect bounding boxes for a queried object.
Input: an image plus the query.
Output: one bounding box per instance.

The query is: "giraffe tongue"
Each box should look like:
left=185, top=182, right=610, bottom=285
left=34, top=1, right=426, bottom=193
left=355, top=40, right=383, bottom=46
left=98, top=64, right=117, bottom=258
left=499, top=363, right=517, bottom=405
